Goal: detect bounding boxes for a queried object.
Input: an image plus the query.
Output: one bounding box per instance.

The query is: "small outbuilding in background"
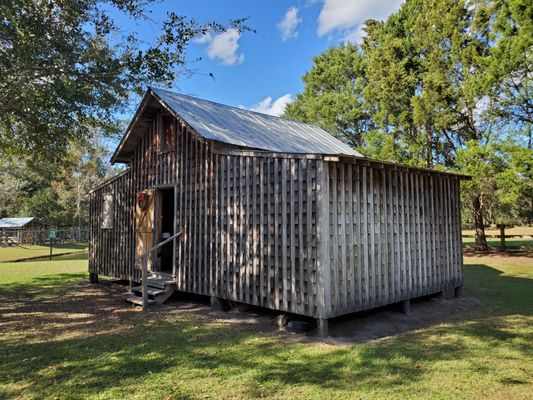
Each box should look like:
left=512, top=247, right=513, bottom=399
left=0, top=217, right=50, bottom=246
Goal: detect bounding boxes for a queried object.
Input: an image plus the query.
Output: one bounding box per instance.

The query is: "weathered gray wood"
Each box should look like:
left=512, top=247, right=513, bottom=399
left=90, top=109, right=465, bottom=320
left=289, top=159, right=297, bottom=312
left=305, top=160, right=314, bottom=315
left=317, top=318, right=328, bottom=337
left=401, top=299, right=411, bottom=315
left=142, top=254, right=148, bottom=311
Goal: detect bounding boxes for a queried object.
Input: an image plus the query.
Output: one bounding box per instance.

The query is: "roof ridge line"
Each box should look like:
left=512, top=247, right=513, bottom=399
left=151, top=87, right=324, bottom=131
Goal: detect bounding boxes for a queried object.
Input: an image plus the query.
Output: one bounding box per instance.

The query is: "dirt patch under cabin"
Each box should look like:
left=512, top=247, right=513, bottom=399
left=0, top=278, right=481, bottom=346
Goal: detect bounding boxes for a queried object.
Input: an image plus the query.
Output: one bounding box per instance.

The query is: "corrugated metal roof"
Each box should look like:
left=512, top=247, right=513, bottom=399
left=0, top=217, right=36, bottom=229
left=151, top=88, right=362, bottom=156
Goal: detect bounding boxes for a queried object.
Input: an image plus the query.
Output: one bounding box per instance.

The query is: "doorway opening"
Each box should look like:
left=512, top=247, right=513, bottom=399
left=156, top=187, right=175, bottom=274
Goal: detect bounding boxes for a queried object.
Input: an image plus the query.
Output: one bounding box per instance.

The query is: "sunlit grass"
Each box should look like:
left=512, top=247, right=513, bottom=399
left=0, top=256, right=531, bottom=399
left=0, top=243, right=88, bottom=262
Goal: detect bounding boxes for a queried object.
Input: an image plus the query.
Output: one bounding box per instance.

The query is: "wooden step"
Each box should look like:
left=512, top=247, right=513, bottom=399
left=146, top=277, right=175, bottom=290
left=149, top=272, right=174, bottom=280
left=123, top=293, right=156, bottom=306
left=132, top=286, right=166, bottom=297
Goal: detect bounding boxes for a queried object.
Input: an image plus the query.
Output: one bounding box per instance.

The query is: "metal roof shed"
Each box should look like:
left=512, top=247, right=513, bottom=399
left=0, top=217, right=49, bottom=229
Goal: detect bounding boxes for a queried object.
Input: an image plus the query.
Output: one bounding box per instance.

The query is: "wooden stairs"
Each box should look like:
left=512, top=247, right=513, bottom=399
left=124, top=273, right=176, bottom=306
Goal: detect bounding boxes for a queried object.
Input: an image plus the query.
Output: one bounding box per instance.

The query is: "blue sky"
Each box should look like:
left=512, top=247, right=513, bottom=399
left=115, top=0, right=404, bottom=117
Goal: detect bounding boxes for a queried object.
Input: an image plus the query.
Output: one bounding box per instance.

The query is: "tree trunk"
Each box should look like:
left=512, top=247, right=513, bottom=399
left=472, top=194, right=488, bottom=251
left=426, top=124, right=433, bottom=168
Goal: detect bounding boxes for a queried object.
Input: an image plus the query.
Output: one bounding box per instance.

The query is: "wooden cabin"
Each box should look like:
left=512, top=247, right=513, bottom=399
left=89, top=87, right=467, bottom=335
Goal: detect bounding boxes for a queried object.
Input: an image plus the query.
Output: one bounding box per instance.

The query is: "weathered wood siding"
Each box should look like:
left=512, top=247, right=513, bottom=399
left=89, top=109, right=464, bottom=319
left=322, top=161, right=463, bottom=318
left=89, top=169, right=136, bottom=280
left=89, top=110, right=181, bottom=281
left=205, top=155, right=320, bottom=317
left=90, top=112, right=322, bottom=316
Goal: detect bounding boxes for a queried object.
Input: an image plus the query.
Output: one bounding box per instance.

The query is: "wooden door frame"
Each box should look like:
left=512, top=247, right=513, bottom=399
left=154, top=184, right=177, bottom=277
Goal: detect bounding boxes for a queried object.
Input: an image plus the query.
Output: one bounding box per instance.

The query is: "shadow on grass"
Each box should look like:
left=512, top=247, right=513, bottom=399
left=0, top=264, right=531, bottom=399
left=463, top=264, right=533, bottom=315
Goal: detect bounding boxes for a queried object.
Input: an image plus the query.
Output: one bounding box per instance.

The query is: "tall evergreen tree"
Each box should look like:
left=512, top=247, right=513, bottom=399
left=286, top=0, right=531, bottom=250
left=284, top=44, right=372, bottom=148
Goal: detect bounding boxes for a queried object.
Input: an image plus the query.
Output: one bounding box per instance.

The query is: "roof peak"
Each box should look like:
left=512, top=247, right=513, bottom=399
left=112, top=87, right=362, bottom=163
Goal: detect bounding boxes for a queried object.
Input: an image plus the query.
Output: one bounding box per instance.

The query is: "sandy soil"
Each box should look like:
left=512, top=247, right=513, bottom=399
left=0, top=279, right=482, bottom=346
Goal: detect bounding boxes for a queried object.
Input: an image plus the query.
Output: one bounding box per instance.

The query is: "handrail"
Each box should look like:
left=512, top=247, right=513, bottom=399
left=136, top=231, right=182, bottom=311
left=134, top=231, right=182, bottom=262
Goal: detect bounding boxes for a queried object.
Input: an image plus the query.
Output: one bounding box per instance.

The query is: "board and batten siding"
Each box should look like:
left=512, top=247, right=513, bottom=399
left=89, top=110, right=464, bottom=320
left=206, top=154, right=320, bottom=317
left=321, top=161, right=463, bottom=319
left=174, top=143, right=322, bottom=317
left=89, top=169, right=136, bottom=281
left=89, top=111, right=323, bottom=317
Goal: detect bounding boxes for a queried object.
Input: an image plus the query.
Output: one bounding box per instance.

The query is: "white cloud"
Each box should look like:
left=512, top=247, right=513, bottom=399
left=278, top=6, right=302, bottom=41
left=317, top=0, right=404, bottom=41
left=197, top=28, right=244, bottom=66
left=192, top=32, right=212, bottom=44
left=343, top=25, right=365, bottom=44
left=247, top=94, right=294, bottom=117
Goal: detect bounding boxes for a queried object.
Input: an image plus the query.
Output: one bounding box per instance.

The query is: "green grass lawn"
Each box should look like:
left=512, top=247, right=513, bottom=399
left=462, top=226, right=533, bottom=237
left=0, top=258, right=88, bottom=285
left=0, top=243, right=88, bottom=262
left=0, top=256, right=531, bottom=399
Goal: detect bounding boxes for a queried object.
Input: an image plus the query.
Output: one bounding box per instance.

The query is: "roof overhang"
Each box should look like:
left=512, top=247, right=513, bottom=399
left=336, top=155, right=471, bottom=180
left=110, top=88, right=470, bottom=180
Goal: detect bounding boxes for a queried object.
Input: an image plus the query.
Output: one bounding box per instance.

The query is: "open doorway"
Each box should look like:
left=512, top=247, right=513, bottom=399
left=155, top=187, right=175, bottom=274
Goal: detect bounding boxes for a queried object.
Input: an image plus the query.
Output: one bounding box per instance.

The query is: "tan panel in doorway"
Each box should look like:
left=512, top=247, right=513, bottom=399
left=135, top=189, right=155, bottom=269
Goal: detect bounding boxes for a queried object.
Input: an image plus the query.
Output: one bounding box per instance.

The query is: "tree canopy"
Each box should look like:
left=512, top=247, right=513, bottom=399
left=0, top=0, right=251, bottom=227
left=0, top=0, right=249, bottom=159
left=285, top=0, right=532, bottom=249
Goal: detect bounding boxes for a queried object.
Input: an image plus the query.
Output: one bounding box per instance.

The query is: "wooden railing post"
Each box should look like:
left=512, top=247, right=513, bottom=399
left=142, top=253, right=148, bottom=311
left=133, top=231, right=181, bottom=312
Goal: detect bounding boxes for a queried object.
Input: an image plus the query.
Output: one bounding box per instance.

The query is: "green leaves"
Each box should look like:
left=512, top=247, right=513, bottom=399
left=284, top=44, right=372, bottom=148
left=0, top=0, right=250, bottom=158
left=287, top=0, right=532, bottom=241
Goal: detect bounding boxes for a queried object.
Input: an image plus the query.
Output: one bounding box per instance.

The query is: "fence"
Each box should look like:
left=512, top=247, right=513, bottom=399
left=461, top=225, right=532, bottom=252
left=0, top=227, right=88, bottom=246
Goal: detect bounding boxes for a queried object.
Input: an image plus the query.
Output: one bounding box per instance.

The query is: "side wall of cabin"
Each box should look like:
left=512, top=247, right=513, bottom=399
left=89, top=169, right=136, bottom=280
left=321, top=160, right=464, bottom=319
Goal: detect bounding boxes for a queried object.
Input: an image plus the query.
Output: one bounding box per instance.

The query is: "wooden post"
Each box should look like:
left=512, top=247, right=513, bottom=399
left=497, top=224, right=506, bottom=251
left=317, top=318, right=328, bottom=337
left=276, top=314, right=288, bottom=329
left=455, top=286, right=463, bottom=298
left=401, top=299, right=411, bottom=315
left=89, top=273, right=99, bottom=284
left=142, top=254, right=148, bottom=311
left=210, top=296, right=225, bottom=311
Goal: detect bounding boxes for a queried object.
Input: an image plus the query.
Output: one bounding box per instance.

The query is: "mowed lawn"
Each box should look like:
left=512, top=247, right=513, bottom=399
left=0, top=255, right=532, bottom=399
left=0, top=243, right=88, bottom=262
